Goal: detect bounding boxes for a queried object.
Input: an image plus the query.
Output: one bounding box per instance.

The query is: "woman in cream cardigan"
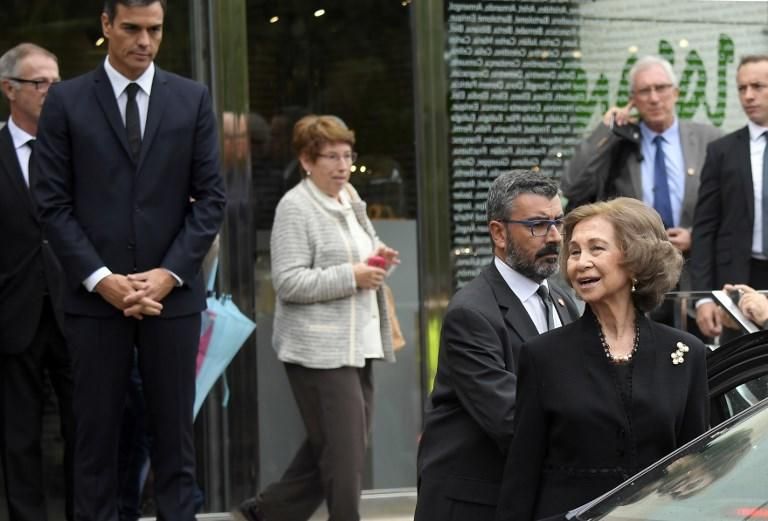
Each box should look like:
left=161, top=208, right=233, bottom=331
left=236, top=115, right=399, bottom=521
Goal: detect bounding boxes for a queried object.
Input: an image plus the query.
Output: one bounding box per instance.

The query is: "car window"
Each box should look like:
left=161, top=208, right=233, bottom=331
left=573, top=399, right=768, bottom=521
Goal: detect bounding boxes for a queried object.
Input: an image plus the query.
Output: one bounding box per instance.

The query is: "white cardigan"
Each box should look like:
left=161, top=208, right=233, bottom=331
left=270, top=179, right=396, bottom=368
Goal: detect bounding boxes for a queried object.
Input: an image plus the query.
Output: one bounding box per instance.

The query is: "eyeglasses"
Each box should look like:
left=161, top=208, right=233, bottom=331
left=7, top=77, right=59, bottom=92
left=317, top=152, right=357, bottom=163
left=634, top=83, right=674, bottom=98
left=500, top=219, right=564, bottom=237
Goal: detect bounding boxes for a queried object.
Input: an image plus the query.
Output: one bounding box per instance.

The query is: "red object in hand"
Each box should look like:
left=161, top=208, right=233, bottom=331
left=367, top=255, right=388, bottom=269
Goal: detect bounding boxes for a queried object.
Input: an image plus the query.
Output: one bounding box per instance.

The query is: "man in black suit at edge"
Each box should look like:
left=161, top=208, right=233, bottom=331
left=692, top=55, right=768, bottom=338
left=0, top=42, right=74, bottom=521
left=413, top=170, right=580, bottom=521
left=33, top=1, right=226, bottom=520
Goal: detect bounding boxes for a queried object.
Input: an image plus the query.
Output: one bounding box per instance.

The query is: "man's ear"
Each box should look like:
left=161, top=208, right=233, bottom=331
left=1, top=79, right=14, bottom=102
left=489, top=221, right=507, bottom=251
left=101, top=12, right=112, bottom=39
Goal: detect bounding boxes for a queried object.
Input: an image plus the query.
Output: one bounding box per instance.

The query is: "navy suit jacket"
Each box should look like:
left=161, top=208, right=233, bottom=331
left=690, top=126, right=754, bottom=290
left=0, top=125, right=65, bottom=352
left=33, top=64, right=226, bottom=317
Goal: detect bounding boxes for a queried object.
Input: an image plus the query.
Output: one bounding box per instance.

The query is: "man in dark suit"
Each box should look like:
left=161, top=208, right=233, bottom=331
left=413, top=170, right=580, bottom=521
left=0, top=42, right=74, bottom=521
left=692, top=54, right=768, bottom=338
left=33, top=1, right=226, bottom=520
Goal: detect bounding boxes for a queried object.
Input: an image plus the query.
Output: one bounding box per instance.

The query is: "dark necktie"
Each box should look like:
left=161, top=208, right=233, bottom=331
left=125, top=83, right=142, bottom=161
left=762, top=132, right=768, bottom=256
left=536, top=284, right=555, bottom=331
left=25, top=138, right=36, bottom=188
left=653, top=135, right=674, bottom=229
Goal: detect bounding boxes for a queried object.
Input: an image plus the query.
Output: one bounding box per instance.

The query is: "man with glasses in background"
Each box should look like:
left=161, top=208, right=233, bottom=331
left=0, top=43, right=74, bottom=521
left=414, top=170, right=579, bottom=521
left=563, top=55, right=721, bottom=327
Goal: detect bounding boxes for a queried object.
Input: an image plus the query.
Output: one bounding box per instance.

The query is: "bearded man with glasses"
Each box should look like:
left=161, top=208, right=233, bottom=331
left=414, top=170, right=579, bottom=521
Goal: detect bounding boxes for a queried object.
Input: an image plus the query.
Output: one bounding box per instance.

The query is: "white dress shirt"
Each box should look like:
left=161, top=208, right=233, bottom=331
left=6, top=117, right=34, bottom=186
left=494, top=256, right=562, bottom=334
left=748, top=120, right=768, bottom=258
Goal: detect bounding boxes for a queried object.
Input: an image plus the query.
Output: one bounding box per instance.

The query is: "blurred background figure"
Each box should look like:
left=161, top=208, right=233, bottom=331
left=236, top=115, right=399, bottom=521
left=0, top=42, right=73, bottom=521
left=496, top=198, right=709, bottom=521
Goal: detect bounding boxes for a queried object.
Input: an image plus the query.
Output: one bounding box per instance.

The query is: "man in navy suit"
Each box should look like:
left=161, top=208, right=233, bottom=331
left=0, top=42, right=74, bottom=521
left=33, top=1, right=226, bottom=519
left=692, top=55, right=768, bottom=337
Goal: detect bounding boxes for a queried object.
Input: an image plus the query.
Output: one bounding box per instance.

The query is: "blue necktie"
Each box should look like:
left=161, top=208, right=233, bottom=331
left=653, top=135, right=674, bottom=229
left=762, top=132, right=768, bottom=256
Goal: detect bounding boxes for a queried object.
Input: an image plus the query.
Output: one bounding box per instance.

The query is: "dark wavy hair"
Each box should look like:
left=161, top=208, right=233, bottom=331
left=560, top=197, right=682, bottom=312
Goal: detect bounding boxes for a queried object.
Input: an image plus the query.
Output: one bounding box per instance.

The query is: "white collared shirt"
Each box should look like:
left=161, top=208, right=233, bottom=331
left=103, top=56, right=154, bottom=136
left=748, top=120, right=768, bottom=258
left=494, top=256, right=562, bottom=334
left=6, top=117, right=34, bottom=186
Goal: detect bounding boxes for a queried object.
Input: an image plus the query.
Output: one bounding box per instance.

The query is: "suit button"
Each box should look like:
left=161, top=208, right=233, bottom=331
left=127, top=242, right=135, bottom=250
left=42, top=239, right=49, bottom=245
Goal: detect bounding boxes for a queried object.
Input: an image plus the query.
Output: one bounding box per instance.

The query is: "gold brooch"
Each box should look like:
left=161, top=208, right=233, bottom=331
left=671, top=341, right=689, bottom=365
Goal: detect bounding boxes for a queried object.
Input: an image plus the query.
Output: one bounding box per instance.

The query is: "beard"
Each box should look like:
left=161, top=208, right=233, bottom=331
left=505, top=241, right=560, bottom=283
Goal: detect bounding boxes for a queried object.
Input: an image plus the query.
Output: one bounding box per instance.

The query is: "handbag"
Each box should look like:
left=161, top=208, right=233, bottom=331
left=384, top=284, right=406, bottom=351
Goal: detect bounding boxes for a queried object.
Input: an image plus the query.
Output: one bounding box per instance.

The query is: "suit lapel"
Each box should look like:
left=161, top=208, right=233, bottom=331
left=679, top=121, right=700, bottom=228
left=549, top=283, right=579, bottom=325
left=93, top=66, right=134, bottom=162
left=735, top=127, right=755, bottom=223
left=0, top=126, right=36, bottom=219
left=138, top=68, right=169, bottom=171
left=483, top=263, right=539, bottom=341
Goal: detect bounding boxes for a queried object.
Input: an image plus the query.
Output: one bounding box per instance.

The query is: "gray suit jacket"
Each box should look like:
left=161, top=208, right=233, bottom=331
left=563, top=119, right=722, bottom=229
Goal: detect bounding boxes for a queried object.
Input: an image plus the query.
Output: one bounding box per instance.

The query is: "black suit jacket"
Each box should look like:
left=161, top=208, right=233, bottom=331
left=33, top=65, right=226, bottom=317
left=414, top=263, right=579, bottom=521
left=691, top=127, right=753, bottom=289
left=495, top=308, right=709, bottom=521
left=0, top=125, right=65, bottom=353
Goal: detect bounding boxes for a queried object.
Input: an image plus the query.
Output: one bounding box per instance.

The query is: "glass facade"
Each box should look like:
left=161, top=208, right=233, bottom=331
left=1, top=0, right=767, bottom=518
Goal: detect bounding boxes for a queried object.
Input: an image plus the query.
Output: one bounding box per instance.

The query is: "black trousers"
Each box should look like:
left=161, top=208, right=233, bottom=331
left=64, top=312, right=200, bottom=521
left=258, top=361, right=374, bottom=521
left=0, top=296, right=74, bottom=521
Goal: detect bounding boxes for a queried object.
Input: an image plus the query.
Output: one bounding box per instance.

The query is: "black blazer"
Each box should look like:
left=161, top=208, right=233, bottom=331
left=414, top=263, right=579, bottom=521
left=0, top=125, right=65, bottom=353
left=495, top=308, right=709, bottom=521
left=33, top=65, right=226, bottom=317
left=691, top=127, right=753, bottom=290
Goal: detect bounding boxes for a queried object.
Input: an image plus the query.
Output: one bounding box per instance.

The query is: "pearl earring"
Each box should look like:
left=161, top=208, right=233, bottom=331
left=631, top=278, right=637, bottom=293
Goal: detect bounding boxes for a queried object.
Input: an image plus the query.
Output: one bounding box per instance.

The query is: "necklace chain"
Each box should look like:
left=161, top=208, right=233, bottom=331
left=596, top=317, right=640, bottom=364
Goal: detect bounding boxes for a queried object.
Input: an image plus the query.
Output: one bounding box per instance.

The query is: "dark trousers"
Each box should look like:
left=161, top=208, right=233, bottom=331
left=258, top=361, right=374, bottom=521
left=0, top=297, right=74, bottom=521
left=64, top=313, right=200, bottom=521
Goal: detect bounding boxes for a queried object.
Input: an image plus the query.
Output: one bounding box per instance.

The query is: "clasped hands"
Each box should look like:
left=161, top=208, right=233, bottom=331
left=95, top=268, right=176, bottom=319
left=353, top=245, right=400, bottom=290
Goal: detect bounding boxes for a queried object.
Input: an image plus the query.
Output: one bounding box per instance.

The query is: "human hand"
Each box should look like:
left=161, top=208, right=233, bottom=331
left=601, top=101, right=636, bottom=128
left=666, top=228, right=691, bottom=252
left=95, top=274, right=163, bottom=319
left=725, top=283, right=768, bottom=326
left=127, top=268, right=176, bottom=303
left=372, top=245, right=400, bottom=269
left=695, top=301, right=722, bottom=338
left=353, top=262, right=387, bottom=290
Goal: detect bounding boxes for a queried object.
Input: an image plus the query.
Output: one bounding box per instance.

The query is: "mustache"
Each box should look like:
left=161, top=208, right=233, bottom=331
left=536, top=244, right=560, bottom=259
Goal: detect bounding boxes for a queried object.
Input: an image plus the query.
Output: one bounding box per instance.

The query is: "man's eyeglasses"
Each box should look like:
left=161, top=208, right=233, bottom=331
left=7, top=77, right=59, bottom=92
left=500, top=219, right=564, bottom=237
left=634, top=83, right=674, bottom=98
left=317, top=152, right=357, bottom=163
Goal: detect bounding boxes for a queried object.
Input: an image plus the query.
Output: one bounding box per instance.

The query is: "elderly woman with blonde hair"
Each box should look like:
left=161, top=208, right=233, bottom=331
left=236, top=115, right=399, bottom=521
left=496, top=197, right=709, bottom=521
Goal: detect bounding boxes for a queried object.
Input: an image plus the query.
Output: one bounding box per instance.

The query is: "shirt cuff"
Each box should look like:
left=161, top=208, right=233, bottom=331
left=83, top=267, right=112, bottom=292
left=164, top=269, right=183, bottom=287
left=695, top=297, right=714, bottom=308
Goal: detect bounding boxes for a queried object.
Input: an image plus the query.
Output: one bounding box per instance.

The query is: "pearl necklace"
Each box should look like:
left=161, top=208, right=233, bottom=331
left=596, top=318, right=640, bottom=364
